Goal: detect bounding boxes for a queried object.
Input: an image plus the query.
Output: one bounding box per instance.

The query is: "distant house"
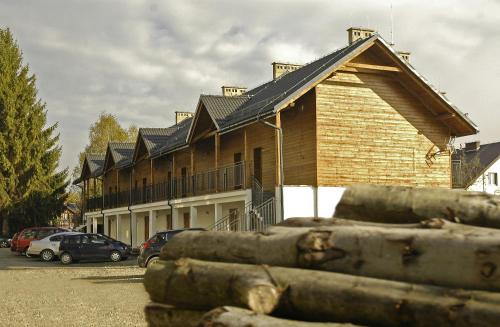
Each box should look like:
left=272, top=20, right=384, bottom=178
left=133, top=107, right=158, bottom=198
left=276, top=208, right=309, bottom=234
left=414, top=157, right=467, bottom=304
left=452, top=141, right=500, bottom=194
left=53, top=203, right=79, bottom=229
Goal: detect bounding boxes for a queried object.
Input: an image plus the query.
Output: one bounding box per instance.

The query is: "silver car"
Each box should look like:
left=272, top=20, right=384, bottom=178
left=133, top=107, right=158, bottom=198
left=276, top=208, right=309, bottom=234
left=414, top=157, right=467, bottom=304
left=27, top=232, right=82, bottom=261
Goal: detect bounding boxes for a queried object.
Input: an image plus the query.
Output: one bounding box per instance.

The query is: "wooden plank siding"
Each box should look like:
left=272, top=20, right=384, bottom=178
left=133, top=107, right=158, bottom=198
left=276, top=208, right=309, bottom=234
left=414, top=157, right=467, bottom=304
left=281, top=89, right=317, bottom=186
left=240, top=121, right=276, bottom=192
left=315, top=71, right=451, bottom=188
left=133, top=159, right=151, bottom=188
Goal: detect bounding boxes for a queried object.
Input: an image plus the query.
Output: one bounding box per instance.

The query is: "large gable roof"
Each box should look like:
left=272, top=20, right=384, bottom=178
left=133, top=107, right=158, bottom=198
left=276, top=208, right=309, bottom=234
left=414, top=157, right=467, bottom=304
left=215, top=34, right=477, bottom=137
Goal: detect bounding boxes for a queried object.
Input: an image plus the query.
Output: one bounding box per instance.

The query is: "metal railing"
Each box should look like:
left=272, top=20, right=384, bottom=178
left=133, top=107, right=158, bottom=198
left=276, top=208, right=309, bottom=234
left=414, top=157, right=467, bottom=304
left=209, top=197, right=276, bottom=232
left=85, top=161, right=247, bottom=210
left=252, top=176, right=264, bottom=207
left=208, top=202, right=253, bottom=232
left=86, top=196, right=102, bottom=211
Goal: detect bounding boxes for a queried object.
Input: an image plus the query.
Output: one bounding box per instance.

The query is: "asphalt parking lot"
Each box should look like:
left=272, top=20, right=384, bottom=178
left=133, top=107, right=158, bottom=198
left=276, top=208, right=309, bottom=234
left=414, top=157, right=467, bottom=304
left=0, top=248, right=149, bottom=326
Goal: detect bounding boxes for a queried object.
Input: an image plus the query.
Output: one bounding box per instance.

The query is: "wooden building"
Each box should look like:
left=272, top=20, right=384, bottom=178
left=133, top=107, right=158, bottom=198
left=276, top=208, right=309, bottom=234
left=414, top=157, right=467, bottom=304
left=76, top=28, right=478, bottom=247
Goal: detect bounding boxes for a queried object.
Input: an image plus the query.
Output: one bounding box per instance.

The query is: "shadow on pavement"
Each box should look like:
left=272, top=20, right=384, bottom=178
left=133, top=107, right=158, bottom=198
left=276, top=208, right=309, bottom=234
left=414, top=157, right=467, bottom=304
left=0, top=249, right=140, bottom=270
left=75, top=274, right=144, bottom=284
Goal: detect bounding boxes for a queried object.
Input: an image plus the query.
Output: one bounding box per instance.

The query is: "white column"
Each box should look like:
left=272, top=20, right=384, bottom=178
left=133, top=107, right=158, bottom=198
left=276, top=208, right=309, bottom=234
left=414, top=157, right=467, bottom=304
left=103, top=215, right=109, bottom=236
left=116, top=215, right=121, bottom=242
left=189, top=206, right=198, bottom=228
left=149, top=209, right=156, bottom=237
left=92, top=217, right=98, bottom=234
left=131, top=212, right=137, bottom=247
left=214, top=203, right=222, bottom=224
left=86, top=214, right=92, bottom=233
left=172, top=207, right=180, bottom=229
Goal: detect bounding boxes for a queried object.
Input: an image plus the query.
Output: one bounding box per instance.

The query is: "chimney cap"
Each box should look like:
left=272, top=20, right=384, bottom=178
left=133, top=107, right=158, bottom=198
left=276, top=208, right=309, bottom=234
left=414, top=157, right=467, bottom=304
left=464, top=141, right=480, bottom=152
left=346, top=27, right=376, bottom=32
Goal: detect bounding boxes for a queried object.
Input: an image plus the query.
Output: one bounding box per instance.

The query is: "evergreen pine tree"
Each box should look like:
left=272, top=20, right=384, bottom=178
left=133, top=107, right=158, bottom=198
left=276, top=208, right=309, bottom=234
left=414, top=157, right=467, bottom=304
left=0, top=28, right=68, bottom=235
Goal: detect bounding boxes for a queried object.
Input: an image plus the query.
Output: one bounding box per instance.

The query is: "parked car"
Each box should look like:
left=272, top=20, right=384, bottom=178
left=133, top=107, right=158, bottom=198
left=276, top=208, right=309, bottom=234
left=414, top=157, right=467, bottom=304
left=11, top=227, right=69, bottom=255
left=27, top=232, right=82, bottom=261
left=137, top=228, right=205, bottom=268
left=10, top=233, right=18, bottom=252
left=0, top=235, right=12, bottom=248
left=58, top=233, right=131, bottom=264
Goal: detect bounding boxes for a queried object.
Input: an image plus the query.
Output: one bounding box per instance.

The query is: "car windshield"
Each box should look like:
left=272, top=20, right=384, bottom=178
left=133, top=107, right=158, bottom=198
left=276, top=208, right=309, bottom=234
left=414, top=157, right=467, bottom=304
left=37, top=230, right=53, bottom=239
left=49, top=235, right=64, bottom=242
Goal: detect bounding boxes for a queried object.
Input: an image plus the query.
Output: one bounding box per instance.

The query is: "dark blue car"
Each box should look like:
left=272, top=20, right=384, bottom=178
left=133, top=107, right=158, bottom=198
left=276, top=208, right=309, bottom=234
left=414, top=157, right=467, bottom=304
left=137, top=228, right=205, bottom=268
left=59, top=233, right=131, bottom=264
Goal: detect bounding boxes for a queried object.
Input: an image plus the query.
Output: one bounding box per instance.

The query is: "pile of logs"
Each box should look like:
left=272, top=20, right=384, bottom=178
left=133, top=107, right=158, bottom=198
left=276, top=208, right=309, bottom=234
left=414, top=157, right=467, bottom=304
left=143, top=185, right=500, bottom=326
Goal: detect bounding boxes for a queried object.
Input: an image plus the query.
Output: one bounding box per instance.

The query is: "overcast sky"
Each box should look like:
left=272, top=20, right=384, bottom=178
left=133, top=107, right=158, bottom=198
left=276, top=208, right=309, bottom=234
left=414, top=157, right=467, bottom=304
left=1, top=0, right=499, bottom=172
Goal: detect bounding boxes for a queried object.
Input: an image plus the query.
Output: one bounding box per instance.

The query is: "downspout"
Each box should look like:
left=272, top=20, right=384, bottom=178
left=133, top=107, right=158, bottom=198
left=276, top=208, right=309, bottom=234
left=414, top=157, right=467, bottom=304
left=97, top=177, right=105, bottom=233
left=167, top=159, right=174, bottom=229
left=257, top=115, right=285, bottom=222
left=128, top=167, right=133, bottom=246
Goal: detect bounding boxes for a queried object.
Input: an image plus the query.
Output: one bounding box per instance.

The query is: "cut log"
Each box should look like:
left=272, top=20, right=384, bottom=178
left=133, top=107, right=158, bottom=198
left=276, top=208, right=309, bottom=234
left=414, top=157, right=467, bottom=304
left=144, top=259, right=281, bottom=314
left=161, top=224, right=500, bottom=291
left=334, top=184, right=500, bottom=228
left=278, top=217, right=420, bottom=228
left=201, top=306, right=360, bottom=326
left=144, top=303, right=204, bottom=327
left=144, top=259, right=500, bottom=327
left=144, top=303, right=359, bottom=327
left=278, top=217, right=494, bottom=231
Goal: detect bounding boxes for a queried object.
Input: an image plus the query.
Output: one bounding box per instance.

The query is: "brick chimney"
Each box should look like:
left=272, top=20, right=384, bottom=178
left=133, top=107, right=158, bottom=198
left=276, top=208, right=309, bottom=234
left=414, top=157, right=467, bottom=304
left=221, top=86, right=247, bottom=97
left=347, top=27, right=375, bottom=44
left=464, top=141, right=480, bottom=152
left=175, top=111, right=193, bottom=124
left=272, top=62, right=302, bottom=79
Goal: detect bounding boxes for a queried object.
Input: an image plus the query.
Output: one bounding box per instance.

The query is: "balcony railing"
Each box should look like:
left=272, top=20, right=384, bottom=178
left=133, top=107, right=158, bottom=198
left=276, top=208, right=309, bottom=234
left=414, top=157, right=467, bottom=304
left=84, top=161, right=247, bottom=211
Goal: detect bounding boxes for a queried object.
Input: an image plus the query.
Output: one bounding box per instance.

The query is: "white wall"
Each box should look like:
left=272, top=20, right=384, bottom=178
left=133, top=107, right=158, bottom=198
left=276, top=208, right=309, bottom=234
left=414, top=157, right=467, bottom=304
left=119, top=214, right=130, bottom=244
left=155, top=209, right=169, bottom=232
left=467, top=159, right=500, bottom=195
left=282, top=186, right=346, bottom=219
left=221, top=202, right=244, bottom=219
left=109, top=216, right=117, bottom=239
left=196, top=205, right=215, bottom=229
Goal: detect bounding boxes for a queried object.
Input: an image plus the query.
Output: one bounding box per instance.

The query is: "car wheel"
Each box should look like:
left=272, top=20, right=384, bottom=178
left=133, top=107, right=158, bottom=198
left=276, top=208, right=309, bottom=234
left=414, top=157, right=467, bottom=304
left=0, top=241, right=8, bottom=248
left=110, top=250, right=122, bottom=262
left=40, top=249, right=55, bottom=262
left=60, top=252, right=73, bottom=265
left=147, top=257, right=159, bottom=268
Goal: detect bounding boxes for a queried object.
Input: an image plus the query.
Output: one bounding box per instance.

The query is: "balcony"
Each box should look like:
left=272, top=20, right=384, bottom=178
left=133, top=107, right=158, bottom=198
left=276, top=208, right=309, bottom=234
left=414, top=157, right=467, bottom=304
left=85, top=161, right=247, bottom=211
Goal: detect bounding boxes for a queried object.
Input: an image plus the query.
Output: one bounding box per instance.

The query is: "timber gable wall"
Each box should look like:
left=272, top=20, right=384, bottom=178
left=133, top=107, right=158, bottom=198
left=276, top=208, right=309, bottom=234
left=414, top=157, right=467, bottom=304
left=315, top=70, right=451, bottom=188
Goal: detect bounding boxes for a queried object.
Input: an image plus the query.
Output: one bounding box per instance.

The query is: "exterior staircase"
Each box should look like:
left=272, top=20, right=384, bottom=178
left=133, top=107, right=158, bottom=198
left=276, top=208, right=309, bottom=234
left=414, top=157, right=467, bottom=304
left=209, top=197, right=276, bottom=232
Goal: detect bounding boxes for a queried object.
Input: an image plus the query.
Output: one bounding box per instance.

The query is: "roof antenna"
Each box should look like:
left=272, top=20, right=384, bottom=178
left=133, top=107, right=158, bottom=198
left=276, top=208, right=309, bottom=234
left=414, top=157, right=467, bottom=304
left=390, top=3, right=395, bottom=46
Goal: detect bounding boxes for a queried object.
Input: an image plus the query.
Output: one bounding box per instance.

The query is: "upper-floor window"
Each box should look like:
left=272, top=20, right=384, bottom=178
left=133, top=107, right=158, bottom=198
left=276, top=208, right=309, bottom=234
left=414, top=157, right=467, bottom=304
left=488, top=172, right=498, bottom=186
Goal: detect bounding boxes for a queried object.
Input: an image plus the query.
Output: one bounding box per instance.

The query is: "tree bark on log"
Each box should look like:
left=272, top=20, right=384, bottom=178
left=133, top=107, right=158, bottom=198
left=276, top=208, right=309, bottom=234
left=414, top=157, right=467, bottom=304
left=278, top=217, right=423, bottom=228
left=144, top=303, right=359, bottom=327
left=201, top=306, right=360, bottom=327
left=145, top=303, right=204, bottom=327
left=144, top=259, right=281, bottom=314
left=161, top=224, right=500, bottom=291
left=334, top=184, right=500, bottom=228
left=144, top=259, right=500, bottom=327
